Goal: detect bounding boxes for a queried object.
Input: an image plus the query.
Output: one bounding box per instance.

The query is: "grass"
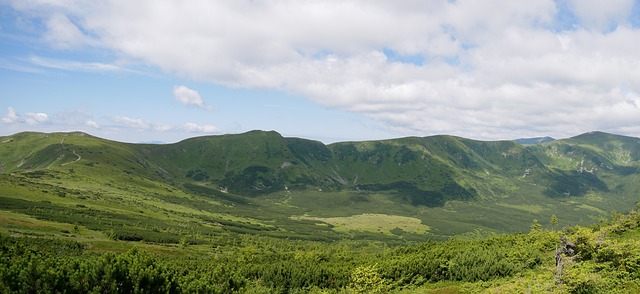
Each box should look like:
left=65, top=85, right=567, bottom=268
left=1, top=130, right=640, bottom=244
left=0, top=163, right=632, bottom=243
left=4, top=131, right=640, bottom=293
left=295, top=213, right=431, bottom=236
left=497, top=203, right=546, bottom=214
left=0, top=210, right=107, bottom=241
left=574, top=203, right=606, bottom=214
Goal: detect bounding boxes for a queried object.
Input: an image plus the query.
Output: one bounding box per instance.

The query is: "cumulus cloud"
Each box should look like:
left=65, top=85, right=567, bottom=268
left=85, top=120, right=100, bottom=128
left=172, top=85, right=211, bottom=110
left=182, top=122, right=218, bottom=133
left=2, top=107, right=49, bottom=125
left=111, top=115, right=152, bottom=130
left=110, top=115, right=171, bottom=132
left=1, top=107, right=19, bottom=123
left=24, top=112, right=49, bottom=124
left=110, top=115, right=217, bottom=134
left=567, top=0, right=635, bottom=31
left=9, top=0, right=640, bottom=139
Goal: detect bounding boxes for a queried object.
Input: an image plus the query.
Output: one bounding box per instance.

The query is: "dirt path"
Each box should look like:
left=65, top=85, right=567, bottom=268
left=60, top=138, right=81, bottom=166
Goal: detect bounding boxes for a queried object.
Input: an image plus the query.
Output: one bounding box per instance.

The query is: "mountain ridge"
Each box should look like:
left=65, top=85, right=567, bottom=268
left=1, top=129, right=640, bottom=240
left=513, top=136, right=556, bottom=145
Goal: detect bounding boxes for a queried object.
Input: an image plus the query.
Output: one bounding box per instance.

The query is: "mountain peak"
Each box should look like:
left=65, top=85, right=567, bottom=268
left=568, top=131, right=640, bottom=144
left=513, top=136, right=555, bottom=145
left=2, top=129, right=640, bottom=240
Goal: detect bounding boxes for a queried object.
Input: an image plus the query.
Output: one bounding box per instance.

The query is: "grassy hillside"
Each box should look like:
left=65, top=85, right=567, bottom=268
left=1, top=130, right=640, bottom=242
left=2, top=130, right=640, bottom=292
left=3, top=204, right=640, bottom=293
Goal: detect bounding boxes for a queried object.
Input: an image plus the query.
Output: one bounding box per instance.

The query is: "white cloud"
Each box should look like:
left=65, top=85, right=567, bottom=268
left=567, top=0, right=634, bottom=31
left=182, top=122, right=218, bottom=133
left=111, top=115, right=171, bottom=132
left=172, top=85, right=211, bottom=110
left=2, top=107, right=49, bottom=125
left=1, top=107, right=19, bottom=123
left=24, top=112, right=49, bottom=124
left=110, top=116, right=217, bottom=134
left=44, top=13, right=88, bottom=48
left=111, top=115, right=153, bottom=130
left=9, top=1, right=640, bottom=139
left=28, top=56, right=133, bottom=73
left=85, top=120, right=100, bottom=128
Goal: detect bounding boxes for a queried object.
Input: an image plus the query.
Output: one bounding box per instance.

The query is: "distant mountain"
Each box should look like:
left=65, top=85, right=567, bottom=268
left=1, top=130, right=640, bottom=240
left=513, top=136, right=555, bottom=145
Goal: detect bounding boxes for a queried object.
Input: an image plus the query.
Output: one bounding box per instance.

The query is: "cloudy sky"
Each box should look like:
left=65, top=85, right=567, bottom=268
left=1, top=0, right=640, bottom=143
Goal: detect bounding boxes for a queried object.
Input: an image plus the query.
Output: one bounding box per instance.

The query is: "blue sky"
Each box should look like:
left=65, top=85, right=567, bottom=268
left=2, top=1, right=640, bottom=143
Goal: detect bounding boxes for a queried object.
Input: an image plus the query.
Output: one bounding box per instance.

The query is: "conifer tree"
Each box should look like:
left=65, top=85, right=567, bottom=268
left=530, top=219, right=542, bottom=232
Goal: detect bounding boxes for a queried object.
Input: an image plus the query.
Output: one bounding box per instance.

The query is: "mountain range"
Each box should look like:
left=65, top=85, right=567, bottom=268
left=513, top=136, right=556, bottom=145
left=1, top=130, right=640, bottom=241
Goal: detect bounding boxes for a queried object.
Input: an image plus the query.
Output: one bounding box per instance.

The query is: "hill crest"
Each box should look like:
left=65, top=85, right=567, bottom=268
left=2, top=129, right=640, bottom=239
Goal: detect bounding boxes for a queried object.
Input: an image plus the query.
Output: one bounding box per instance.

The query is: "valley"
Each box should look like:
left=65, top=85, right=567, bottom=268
left=1, top=130, right=639, bottom=243
left=2, top=130, right=640, bottom=292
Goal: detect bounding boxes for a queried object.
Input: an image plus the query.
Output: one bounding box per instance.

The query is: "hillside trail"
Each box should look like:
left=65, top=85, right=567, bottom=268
left=60, top=138, right=81, bottom=166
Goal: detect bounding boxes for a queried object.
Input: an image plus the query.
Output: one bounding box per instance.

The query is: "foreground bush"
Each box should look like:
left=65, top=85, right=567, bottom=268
left=0, top=229, right=563, bottom=293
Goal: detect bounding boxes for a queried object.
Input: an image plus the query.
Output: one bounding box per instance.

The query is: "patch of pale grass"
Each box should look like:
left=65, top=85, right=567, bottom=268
left=297, top=213, right=430, bottom=235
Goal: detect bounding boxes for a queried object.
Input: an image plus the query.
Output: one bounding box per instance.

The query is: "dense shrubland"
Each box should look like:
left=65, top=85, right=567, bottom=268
left=4, top=209, right=640, bottom=293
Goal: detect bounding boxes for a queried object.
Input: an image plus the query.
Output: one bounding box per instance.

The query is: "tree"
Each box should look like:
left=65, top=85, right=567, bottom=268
left=349, top=264, right=387, bottom=293
left=530, top=219, right=542, bottom=232
left=551, top=214, right=558, bottom=230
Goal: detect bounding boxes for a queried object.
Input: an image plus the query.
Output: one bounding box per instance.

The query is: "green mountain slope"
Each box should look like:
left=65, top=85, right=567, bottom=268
left=528, top=131, right=640, bottom=199
left=513, top=136, right=555, bottom=145
left=1, top=130, right=640, bottom=242
left=3, top=195, right=640, bottom=293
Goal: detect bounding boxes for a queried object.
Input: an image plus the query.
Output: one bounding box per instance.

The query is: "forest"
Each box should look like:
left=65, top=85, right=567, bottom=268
left=3, top=208, right=640, bottom=293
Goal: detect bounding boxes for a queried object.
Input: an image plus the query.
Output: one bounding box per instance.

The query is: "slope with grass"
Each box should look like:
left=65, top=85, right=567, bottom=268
left=1, top=130, right=640, bottom=242
left=3, top=206, right=640, bottom=293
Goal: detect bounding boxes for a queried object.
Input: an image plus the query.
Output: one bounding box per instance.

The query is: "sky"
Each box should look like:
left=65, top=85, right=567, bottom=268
left=1, top=0, right=640, bottom=144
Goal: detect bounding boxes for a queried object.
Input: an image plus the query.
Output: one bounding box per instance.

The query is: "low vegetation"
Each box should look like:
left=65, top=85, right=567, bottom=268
left=3, top=208, right=640, bottom=293
left=1, top=131, right=640, bottom=240
left=2, top=130, right=640, bottom=292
